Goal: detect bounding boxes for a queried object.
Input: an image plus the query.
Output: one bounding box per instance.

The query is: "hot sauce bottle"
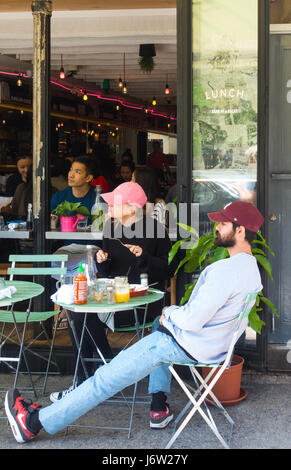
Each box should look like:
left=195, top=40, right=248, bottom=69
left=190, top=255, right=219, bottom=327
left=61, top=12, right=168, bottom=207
left=74, top=262, right=87, bottom=305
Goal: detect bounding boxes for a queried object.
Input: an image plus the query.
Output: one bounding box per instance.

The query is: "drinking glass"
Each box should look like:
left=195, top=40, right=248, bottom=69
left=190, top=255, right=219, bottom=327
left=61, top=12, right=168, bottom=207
left=114, top=276, right=130, bottom=303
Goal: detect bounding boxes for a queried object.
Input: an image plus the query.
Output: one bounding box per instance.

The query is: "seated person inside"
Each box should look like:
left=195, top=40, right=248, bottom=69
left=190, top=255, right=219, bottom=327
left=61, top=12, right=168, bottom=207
left=5, top=155, right=32, bottom=198
left=49, top=155, right=113, bottom=400
left=50, top=155, right=97, bottom=219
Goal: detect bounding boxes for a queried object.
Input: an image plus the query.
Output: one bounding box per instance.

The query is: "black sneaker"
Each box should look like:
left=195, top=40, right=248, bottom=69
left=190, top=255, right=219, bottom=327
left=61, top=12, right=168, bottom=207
left=5, top=389, right=41, bottom=443
left=150, top=405, right=174, bottom=429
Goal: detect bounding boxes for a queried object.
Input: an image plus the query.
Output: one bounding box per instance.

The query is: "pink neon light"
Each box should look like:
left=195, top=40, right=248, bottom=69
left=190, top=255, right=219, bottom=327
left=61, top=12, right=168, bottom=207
left=0, top=70, right=176, bottom=121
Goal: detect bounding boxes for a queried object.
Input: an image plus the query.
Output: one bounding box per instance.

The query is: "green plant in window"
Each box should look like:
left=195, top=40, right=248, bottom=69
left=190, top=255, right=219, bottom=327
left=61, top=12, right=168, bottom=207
left=52, top=201, right=90, bottom=217
left=168, top=222, right=278, bottom=334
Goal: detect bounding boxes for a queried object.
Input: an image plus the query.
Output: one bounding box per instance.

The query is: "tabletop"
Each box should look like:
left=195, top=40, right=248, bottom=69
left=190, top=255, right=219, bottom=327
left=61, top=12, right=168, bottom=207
left=46, top=229, right=178, bottom=241
left=46, top=231, right=103, bottom=240
left=59, top=288, right=165, bottom=314
left=0, top=280, right=44, bottom=308
left=0, top=230, right=31, bottom=239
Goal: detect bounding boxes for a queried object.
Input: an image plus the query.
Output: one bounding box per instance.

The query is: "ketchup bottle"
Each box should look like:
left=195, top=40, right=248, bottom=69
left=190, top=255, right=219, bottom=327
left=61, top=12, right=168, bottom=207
left=74, top=262, right=87, bottom=305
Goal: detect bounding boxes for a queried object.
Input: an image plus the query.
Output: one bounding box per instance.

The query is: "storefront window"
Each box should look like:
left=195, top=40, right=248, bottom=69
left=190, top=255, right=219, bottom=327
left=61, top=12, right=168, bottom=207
left=192, top=0, right=259, bottom=349
left=193, top=0, right=258, bottom=235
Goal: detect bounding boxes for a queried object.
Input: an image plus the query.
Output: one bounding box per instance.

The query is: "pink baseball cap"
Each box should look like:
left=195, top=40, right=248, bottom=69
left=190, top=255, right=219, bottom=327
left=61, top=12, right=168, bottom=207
left=101, top=182, right=147, bottom=208
left=208, top=201, right=264, bottom=233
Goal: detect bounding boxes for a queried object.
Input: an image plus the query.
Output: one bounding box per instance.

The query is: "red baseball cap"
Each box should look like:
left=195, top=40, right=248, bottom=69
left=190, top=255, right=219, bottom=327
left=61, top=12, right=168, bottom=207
left=101, top=182, right=147, bottom=208
left=208, top=201, right=264, bottom=232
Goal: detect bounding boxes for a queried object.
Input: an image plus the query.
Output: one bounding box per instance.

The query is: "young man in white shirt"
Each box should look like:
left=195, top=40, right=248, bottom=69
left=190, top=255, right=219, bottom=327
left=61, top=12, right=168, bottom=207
left=5, top=201, right=264, bottom=443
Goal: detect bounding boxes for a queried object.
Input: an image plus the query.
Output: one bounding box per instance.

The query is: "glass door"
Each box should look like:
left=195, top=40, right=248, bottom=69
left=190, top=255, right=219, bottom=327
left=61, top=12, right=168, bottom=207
left=192, top=0, right=259, bottom=350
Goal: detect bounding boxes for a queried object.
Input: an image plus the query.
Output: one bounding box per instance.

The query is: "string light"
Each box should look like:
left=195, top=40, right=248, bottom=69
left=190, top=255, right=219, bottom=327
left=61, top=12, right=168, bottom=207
left=0, top=69, right=176, bottom=123
left=122, top=81, right=127, bottom=95
left=17, top=55, right=22, bottom=87
left=59, top=54, right=65, bottom=79
left=164, top=74, right=170, bottom=95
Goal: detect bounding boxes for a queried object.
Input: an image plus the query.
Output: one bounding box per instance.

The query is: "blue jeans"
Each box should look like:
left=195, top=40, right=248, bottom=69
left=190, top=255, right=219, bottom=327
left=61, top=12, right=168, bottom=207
left=39, top=330, right=191, bottom=435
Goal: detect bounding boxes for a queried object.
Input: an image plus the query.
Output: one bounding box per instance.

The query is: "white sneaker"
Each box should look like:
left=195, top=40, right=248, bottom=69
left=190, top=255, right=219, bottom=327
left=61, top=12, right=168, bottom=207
left=50, top=383, right=78, bottom=403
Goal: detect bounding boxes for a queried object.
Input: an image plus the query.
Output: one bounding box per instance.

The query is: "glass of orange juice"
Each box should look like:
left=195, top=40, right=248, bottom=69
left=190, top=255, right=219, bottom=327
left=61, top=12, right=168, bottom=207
left=114, top=276, right=130, bottom=303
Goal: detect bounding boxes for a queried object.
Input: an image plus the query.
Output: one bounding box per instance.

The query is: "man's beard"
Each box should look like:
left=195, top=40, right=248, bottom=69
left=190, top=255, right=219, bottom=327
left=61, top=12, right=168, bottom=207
left=213, top=230, right=235, bottom=248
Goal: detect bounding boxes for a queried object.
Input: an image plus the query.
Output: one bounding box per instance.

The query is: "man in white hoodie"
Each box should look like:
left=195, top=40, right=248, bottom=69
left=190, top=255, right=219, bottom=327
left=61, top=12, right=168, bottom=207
left=5, top=201, right=264, bottom=443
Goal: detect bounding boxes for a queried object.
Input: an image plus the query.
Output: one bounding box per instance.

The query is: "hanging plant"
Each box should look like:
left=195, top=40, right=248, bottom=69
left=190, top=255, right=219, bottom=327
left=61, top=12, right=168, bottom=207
left=139, top=56, right=155, bottom=74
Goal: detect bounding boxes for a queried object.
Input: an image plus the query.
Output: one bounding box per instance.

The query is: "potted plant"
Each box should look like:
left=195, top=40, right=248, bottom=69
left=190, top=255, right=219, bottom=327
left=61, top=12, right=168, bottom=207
left=52, top=201, right=90, bottom=232
left=138, top=56, right=155, bottom=74
left=169, top=222, right=278, bottom=404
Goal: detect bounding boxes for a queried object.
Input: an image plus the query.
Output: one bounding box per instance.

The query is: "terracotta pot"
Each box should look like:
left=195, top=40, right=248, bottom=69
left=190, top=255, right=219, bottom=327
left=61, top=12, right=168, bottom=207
left=202, top=355, right=244, bottom=402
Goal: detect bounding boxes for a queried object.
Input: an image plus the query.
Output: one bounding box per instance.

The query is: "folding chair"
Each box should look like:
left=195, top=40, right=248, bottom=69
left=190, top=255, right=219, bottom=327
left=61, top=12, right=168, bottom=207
left=0, top=254, right=68, bottom=397
left=163, top=291, right=259, bottom=449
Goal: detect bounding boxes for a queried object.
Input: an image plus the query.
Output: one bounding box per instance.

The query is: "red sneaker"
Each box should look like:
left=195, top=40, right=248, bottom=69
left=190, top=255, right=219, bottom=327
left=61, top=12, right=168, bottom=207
left=5, top=389, right=41, bottom=443
left=150, top=405, right=174, bottom=429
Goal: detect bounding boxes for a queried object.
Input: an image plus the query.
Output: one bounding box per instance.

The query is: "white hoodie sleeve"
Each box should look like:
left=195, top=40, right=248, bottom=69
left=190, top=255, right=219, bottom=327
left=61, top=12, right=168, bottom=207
left=164, top=265, right=235, bottom=333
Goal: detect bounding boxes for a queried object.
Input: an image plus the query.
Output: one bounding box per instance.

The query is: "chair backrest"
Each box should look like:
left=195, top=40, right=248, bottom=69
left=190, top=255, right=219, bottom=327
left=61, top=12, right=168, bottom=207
left=8, top=254, right=68, bottom=280
left=223, top=291, right=259, bottom=368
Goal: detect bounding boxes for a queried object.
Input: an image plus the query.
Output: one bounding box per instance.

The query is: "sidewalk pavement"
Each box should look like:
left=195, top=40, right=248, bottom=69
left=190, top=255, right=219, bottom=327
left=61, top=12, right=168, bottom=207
left=0, top=370, right=291, bottom=450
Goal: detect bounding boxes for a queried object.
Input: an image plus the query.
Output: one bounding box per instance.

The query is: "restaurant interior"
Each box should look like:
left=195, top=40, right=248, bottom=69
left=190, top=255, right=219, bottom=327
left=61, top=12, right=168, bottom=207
left=0, top=2, right=178, bottom=373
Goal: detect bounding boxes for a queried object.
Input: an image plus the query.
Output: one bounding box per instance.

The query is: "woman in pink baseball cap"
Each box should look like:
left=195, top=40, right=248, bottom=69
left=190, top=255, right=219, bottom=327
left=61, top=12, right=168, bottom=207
left=97, top=181, right=173, bottom=326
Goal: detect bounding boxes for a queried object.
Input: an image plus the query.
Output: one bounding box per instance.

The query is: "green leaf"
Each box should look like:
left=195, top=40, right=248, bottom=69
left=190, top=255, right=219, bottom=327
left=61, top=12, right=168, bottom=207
left=177, top=223, right=199, bottom=238
left=168, top=238, right=190, bottom=264
left=179, top=282, right=196, bottom=306
left=77, top=206, right=90, bottom=216
left=174, top=254, right=193, bottom=276
left=198, top=239, right=215, bottom=266
left=255, top=254, right=273, bottom=280
left=184, top=254, right=200, bottom=273
left=259, top=295, right=279, bottom=317
left=213, top=247, right=228, bottom=262
left=252, top=240, right=275, bottom=256
left=251, top=247, right=266, bottom=256
left=248, top=307, right=266, bottom=334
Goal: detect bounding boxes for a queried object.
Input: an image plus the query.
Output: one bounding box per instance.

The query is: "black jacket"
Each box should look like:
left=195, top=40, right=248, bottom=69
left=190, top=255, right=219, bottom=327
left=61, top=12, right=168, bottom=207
left=97, top=216, right=174, bottom=326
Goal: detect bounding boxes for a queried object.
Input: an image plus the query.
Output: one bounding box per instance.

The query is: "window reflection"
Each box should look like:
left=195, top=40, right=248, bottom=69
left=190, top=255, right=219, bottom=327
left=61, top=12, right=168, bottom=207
left=192, top=0, right=258, bottom=235
left=192, top=0, right=259, bottom=349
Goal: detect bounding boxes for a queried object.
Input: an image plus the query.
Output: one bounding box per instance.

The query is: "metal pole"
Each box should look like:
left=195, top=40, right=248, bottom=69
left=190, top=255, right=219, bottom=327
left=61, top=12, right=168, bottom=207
left=31, top=0, right=52, bottom=338
left=31, top=0, right=52, bottom=244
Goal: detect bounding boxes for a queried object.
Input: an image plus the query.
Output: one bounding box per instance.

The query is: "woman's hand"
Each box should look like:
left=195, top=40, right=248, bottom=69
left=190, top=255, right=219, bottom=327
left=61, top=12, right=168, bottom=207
left=124, top=244, right=143, bottom=257
left=96, top=250, right=109, bottom=264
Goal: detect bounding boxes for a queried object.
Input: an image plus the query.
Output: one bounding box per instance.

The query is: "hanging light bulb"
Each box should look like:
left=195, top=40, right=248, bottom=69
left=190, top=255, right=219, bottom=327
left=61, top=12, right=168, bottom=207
left=164, top=84, right=170, bottom=95
left=116, top=104, right=120, bottom=111
left=17, top=55, right=22, bottom=87
left=122, top=81, right=127, bottom=95
left=118, top=77, right=123, bottom=88
left=59, top=54, right=65, bottom=79
left=122, top=53, right=128, bottom=95
left=82, top=90, right=88, bottom=101
left=164, top=74, right=170, bottom=95
left=152, top=97, right=157, bottom=106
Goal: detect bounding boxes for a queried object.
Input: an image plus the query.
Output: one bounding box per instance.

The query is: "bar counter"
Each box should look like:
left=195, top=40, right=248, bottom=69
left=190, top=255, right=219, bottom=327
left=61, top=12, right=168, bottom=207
left=0, top=230, right=31, bottom=239
left=46, top=229, right=178, bottom=241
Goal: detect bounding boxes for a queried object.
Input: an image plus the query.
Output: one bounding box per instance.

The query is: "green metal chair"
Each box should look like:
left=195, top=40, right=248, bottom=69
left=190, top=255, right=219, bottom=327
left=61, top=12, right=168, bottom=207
left=162, top=291, right=259, bottom=449
left=0, top=254, right=68, bottom=397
